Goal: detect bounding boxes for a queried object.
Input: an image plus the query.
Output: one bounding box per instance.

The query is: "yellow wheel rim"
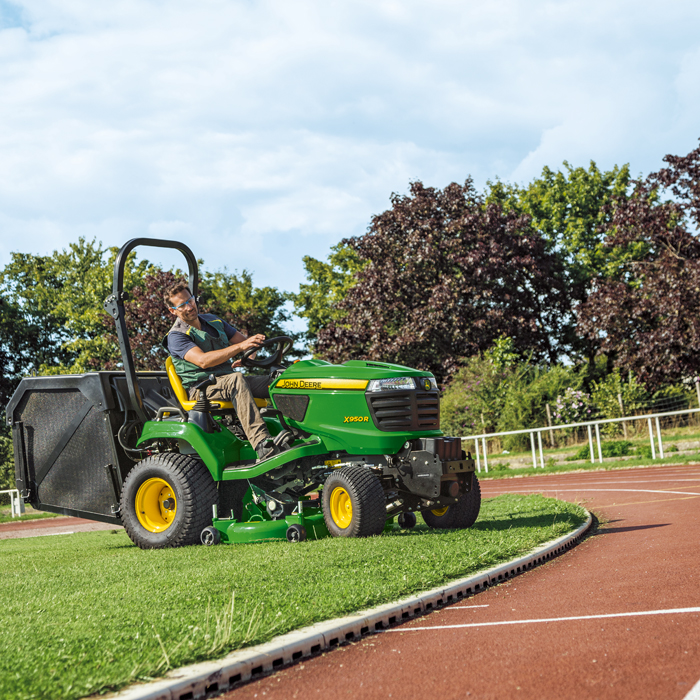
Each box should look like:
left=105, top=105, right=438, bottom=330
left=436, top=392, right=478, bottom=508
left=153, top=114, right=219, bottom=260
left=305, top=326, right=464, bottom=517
left=329, top=486, right=353, bottom=529
left=431, top=506, right=449, bottom=517
left=135, top=478, right=177, bottom=532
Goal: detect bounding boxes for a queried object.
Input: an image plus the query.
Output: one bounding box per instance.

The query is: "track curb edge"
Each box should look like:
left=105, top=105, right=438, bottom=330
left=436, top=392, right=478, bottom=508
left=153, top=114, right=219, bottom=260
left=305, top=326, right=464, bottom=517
left=107, top=511, right=593, bottom=700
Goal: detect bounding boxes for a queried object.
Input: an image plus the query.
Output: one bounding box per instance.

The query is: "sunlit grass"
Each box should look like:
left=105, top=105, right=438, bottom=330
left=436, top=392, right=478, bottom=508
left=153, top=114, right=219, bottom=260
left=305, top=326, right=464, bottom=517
left=0, top=494, right=585, bottom=700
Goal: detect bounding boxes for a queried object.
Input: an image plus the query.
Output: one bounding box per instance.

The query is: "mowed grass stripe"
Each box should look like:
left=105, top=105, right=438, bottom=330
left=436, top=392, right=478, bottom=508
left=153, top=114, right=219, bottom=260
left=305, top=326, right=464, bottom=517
left=0, top=494, right=586, bottom=700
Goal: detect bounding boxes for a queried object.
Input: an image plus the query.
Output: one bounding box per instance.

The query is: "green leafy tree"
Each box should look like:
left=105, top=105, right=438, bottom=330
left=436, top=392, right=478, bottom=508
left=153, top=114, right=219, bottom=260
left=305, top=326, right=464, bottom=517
left=0, top=430, right=12, bottom=496
left=590, top=368, right=648, bottom=437
left=0, top=239, right=153, bottom=378
left=499, top=365, right=584, bottom=439
left=487, top=161, right=633, bottom=361
left=293, top=243, right=365, bottom=347
left=591, top=368, right=648, bottom=419
left=440, top=354, right=514, bottom=436
left=200, top=269, right=294, bottom=342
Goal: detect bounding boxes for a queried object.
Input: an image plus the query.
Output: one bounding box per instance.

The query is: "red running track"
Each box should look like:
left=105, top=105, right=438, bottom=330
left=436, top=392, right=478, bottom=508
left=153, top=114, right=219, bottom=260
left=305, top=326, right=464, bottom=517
left=0, top=516, right=120, bottom=539
left=219, top=464, right=700, bottom=700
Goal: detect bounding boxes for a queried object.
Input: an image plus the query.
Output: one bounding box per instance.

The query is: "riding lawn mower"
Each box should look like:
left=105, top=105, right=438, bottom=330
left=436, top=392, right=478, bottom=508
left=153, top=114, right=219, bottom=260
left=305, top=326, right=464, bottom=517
left=6, top=238, right=480, bottom=549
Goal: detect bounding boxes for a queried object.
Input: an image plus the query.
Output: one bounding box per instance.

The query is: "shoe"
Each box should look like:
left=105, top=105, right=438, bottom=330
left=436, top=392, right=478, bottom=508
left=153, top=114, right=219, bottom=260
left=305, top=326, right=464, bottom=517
left=256, top=439, right=291, bottom=462
left=256, top=440, right=282, bottom=462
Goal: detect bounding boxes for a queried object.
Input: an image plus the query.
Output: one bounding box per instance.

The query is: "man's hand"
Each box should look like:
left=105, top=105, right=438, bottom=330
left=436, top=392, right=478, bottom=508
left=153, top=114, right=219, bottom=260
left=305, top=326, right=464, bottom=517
left=240, top=334, right=265, bottom=352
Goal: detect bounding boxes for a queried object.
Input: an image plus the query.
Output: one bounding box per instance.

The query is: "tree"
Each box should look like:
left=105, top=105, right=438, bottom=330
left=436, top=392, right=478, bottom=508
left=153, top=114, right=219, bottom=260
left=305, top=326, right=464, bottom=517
left=102, top=268, right=179, bottom=371
left=314, top=180, right=572, bottom=383
left=101, top=267, right=298, bottom=372
left=199, top=269, right=294, bottom=343
left=487, top=161, right=632, bottom=361
left=577, top=140, right=700, bottom=389
left=0, top=238, right=155, bottom=378
left=293, top=243, right=364, bottom=348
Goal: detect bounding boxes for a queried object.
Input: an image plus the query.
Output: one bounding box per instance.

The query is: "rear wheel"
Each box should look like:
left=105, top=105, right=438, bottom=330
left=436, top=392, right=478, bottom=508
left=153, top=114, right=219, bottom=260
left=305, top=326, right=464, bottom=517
left=121, top=453, right=218, bottom=549
left=421, top=476, right=481, bottom=530
left=322, top=466, right=386, bottom=538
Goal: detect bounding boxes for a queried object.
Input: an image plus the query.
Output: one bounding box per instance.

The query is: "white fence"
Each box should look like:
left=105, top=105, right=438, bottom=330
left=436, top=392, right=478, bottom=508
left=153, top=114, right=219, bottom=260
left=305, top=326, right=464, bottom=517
left=0, top=489, right=25, bottom=517
left=461, top=407, right=700, bottom=473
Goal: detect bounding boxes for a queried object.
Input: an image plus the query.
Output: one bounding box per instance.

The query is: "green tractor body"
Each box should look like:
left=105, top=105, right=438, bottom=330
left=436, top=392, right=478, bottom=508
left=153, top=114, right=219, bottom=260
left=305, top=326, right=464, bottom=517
left=6, top=238, right=480, bottom=549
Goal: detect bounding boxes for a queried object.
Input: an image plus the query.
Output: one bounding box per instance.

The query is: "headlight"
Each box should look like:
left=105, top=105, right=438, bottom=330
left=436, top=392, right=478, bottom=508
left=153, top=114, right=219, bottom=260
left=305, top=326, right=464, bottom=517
left=367, top=377, right=416, bottom=392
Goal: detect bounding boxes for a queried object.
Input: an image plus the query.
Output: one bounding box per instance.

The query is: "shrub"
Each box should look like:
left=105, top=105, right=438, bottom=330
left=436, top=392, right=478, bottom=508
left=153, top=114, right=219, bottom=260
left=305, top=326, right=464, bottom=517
left=553, top=387, right=593, bottom=425
left=635, top=444, right=654, bottom=458
left=0, top=429, right=13, bottom=505
left=498, top=365, right=583, bottom=450
left=566, top=440, right=633, bottom=461
left=591, top=369, right=647, bottom=435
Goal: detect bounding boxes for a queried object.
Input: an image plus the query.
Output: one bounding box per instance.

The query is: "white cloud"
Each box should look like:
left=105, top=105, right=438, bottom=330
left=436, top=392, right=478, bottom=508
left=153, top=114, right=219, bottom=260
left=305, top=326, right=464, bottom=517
left=0, top=0, right=699, bottom=299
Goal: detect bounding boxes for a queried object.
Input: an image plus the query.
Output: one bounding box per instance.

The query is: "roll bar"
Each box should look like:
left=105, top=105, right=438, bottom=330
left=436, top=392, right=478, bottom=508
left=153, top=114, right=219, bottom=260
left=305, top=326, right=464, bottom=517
left=103, top=238, right=199, bottom=424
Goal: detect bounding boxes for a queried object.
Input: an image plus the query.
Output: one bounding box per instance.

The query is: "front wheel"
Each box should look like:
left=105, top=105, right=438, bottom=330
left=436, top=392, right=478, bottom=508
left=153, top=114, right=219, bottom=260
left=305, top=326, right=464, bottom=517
left=322, top=466, right=386, bottom=538
left=422, top=476, right=481, bottom=530
left=121, top=453, right=218, bottom=549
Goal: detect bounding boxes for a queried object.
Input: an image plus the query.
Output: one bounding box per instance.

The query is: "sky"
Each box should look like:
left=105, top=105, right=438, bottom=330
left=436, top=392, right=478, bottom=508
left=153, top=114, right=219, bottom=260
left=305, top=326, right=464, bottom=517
left=0, top=0, right=699, bottom=322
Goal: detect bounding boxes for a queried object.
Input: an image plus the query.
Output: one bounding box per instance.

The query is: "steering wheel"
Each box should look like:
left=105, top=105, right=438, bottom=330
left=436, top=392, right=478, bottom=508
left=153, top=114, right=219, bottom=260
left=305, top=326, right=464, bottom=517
left=241, top=336, right=294, bottom=369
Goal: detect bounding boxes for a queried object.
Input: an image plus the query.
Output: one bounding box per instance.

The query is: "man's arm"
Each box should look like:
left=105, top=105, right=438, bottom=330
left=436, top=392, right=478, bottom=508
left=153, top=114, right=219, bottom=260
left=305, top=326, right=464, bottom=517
left=183, top=333, right=265, bottom=369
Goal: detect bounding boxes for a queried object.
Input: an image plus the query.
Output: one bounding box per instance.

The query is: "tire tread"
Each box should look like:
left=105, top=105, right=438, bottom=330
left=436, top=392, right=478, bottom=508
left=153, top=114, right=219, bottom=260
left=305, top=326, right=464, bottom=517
left=121, top=453, right=218, bottom=549
left=323, top=465, right=386, bottom=537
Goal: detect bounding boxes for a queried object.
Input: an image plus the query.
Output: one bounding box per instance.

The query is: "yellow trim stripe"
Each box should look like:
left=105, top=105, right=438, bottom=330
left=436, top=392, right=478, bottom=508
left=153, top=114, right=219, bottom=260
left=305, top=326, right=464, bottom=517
left=276, top=378, right=369, bottom=390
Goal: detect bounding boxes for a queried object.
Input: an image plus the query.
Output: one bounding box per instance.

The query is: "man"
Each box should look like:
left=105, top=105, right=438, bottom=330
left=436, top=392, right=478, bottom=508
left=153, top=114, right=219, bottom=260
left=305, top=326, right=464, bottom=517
left=164, top=281, right=283, bottom=461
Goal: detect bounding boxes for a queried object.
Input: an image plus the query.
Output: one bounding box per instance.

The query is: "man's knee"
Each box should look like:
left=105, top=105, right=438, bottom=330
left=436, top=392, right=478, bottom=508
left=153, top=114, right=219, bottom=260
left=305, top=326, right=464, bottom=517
left=211, top=373, right=245, bottom=401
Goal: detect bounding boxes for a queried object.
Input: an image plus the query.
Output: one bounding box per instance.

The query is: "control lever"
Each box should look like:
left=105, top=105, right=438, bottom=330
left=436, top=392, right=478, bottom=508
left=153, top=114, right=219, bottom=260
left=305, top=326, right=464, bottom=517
left=192, top=375, right=217, bottom=412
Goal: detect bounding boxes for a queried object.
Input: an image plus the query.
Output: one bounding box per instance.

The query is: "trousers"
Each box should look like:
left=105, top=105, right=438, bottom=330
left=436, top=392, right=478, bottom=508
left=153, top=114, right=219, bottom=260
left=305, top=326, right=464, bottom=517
left=188, top=373, right=270, bottom=449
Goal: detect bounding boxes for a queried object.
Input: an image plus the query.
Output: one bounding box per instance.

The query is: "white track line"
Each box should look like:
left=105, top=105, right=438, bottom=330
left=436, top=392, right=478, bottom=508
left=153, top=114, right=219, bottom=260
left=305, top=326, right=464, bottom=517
left=387, top=607, right=700, bottom=632
left=684, top=676, right=700, bottom=700
left=445, top=605, right=490, bottom=610
left=482, top=488, right=700, bottom=496
left=488, top=479, right=700, bottom=485
left=483, top=479, right=700, bottom=488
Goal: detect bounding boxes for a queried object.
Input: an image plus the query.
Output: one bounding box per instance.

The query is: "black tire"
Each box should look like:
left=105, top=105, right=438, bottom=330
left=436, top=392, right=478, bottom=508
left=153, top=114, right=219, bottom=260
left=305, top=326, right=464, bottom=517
left=121, top=453, right=218, bottom=549
left=201, top=526, right=221, bottom=546
left=449, top=475, right=481, bottom=529
left=397, top=512, right=417, bottom=529
left=322, top=466, right=386, bottom=538
left=421, top=476, right=481, bottom=530
left=286, top=524, right=307, bottom=542
left=421, top=504, right=456, bottom=529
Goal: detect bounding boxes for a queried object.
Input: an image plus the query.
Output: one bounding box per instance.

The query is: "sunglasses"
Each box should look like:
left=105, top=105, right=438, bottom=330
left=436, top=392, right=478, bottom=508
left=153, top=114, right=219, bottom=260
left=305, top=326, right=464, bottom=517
left=170, top=295, right=196, bottom=311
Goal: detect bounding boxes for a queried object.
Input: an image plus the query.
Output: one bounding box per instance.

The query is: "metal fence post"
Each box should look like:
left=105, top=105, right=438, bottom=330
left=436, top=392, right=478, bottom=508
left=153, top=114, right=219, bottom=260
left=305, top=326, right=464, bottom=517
left=595, top=423, right=603, bottom=463
left=481, top=437, right=489, bottom=473
left=537, top=430, right=545, bottom=468
left=655, top=417, right=664, bottom=458
left=530, top=432, right=537, bottom=469
left=587, top=425, right=595, bottom=464
left=647, top=418, right=656, bottom=459
left=3, top=489, right=25, bottom=518
left=474, top=438, right=481, bottom=473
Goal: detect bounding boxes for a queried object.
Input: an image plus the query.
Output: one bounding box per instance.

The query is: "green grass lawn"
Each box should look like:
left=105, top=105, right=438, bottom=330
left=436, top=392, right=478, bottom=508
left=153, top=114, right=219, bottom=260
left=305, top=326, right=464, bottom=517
left=0, top=493, right=585, bottom=700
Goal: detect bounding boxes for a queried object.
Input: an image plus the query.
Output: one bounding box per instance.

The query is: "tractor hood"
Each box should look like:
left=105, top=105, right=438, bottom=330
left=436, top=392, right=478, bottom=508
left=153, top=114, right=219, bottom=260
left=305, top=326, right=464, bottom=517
left=269, top=359, right=441, bottom=455
left=273, top=359, right=434, bottom=389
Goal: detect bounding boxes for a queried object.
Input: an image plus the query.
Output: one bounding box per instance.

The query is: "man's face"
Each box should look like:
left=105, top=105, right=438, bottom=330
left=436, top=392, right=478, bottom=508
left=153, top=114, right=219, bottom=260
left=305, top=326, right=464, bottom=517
left=168, top=290, right=198, bottom=325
